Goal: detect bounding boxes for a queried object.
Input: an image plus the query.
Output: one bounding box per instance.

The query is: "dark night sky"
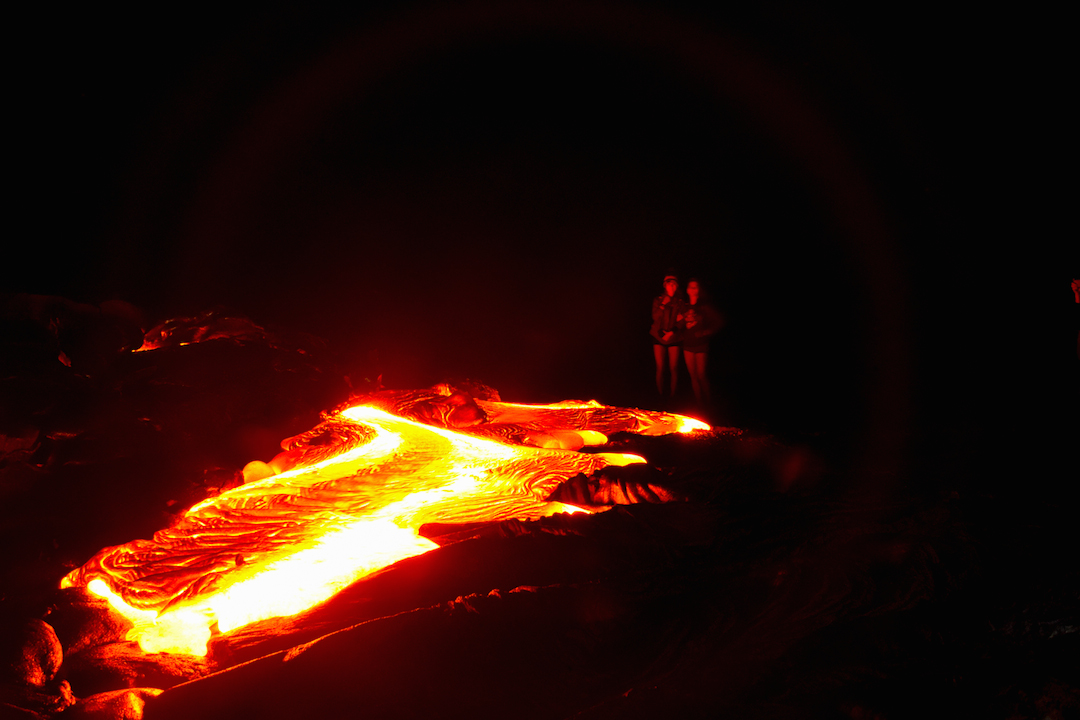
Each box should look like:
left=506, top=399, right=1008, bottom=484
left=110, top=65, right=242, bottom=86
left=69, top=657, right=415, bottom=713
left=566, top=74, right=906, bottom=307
left=8, top=3, right=1069, bottom=482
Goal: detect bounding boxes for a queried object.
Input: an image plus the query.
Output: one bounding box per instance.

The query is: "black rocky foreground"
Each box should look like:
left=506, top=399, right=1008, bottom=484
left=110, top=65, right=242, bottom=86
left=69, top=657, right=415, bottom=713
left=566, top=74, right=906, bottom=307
left=2, top=297, right=1077, bottom=720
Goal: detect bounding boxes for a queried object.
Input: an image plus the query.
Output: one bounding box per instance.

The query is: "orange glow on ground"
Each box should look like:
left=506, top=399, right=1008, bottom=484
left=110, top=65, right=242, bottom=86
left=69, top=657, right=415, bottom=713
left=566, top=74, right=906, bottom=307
left=61, top=397, right=707, bottom=656
left=676, top=415, right=711, bottom=433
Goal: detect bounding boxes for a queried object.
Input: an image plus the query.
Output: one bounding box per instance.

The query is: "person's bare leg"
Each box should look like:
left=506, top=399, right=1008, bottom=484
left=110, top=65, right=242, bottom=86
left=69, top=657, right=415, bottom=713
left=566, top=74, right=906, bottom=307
left=694, top=351, right=711, bottom=404
left=667, top=345, right=680, bottom=396
left=684, top=350, right=702, bottom=404
left=653, top=344, right=665, bottom=396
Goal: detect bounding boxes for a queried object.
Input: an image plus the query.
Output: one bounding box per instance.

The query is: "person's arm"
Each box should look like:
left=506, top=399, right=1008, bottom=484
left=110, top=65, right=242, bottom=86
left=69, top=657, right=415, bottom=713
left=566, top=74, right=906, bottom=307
left=690, top=304, right=723, bottom=340
left=651, top=296, right=667, bottom=321
left=665, top=300, right=688, bottom=343
left=650, top=297, right=665, bottom=342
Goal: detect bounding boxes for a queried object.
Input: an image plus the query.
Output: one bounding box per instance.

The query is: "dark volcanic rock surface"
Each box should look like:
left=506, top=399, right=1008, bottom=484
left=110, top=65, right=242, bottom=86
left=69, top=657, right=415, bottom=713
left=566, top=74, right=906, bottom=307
left=0, top=619, right=62, bottom=689
left=61, top=642, right=207, bottom=697
left=1, top=299, right=1076, bottom=719
left=45, top=589, right=133, bottom=659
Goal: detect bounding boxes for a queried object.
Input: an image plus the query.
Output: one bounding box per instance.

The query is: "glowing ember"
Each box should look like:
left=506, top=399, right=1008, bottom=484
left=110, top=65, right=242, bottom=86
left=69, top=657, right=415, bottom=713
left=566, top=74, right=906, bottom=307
left=61, top=391, right=707, bottom=656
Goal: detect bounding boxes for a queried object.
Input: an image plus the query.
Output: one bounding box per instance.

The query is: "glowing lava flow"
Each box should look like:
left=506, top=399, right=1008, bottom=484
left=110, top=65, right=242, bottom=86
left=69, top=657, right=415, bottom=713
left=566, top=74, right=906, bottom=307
left=62, top=397, right=707, bottom=656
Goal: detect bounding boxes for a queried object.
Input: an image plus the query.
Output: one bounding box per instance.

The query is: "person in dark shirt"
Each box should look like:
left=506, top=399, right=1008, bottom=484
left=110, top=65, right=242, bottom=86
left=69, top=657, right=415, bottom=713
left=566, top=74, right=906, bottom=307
left=650, top=271, right=687, bottom=398
left=681, top=278, right=724, bottom=407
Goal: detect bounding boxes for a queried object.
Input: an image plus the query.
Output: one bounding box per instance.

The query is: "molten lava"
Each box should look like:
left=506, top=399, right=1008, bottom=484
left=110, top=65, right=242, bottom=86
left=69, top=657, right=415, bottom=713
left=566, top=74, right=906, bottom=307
left=61, top=389, right=707, bottom=656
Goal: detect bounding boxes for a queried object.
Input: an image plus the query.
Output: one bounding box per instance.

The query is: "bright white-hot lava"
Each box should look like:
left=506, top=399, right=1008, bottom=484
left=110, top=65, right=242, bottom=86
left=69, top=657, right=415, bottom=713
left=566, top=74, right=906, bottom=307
left=61, top=394, right=708, bottom=656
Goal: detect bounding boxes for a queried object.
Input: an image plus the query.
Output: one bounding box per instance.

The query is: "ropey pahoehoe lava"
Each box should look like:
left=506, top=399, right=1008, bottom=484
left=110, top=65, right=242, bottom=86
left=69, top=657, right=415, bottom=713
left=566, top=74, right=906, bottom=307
left=61, top=386, right=708, bottom=656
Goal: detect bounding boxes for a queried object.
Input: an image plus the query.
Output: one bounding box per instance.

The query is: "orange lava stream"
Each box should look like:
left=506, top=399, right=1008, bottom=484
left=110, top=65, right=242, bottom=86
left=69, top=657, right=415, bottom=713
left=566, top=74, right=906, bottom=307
left=61, top=399, right=707, bottom=656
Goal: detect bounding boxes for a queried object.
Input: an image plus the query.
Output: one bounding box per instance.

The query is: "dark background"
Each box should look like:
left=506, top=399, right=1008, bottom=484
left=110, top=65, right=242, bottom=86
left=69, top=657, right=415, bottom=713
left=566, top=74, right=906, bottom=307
left=7, top=2, right=1073, bottom=483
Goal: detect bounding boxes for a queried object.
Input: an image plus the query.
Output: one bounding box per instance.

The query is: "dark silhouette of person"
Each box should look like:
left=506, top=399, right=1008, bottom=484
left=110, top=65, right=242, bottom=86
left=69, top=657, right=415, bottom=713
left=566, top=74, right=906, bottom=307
left=650, top=271, right=687, bottom=398
left=680, top=278, right=724, bottom=407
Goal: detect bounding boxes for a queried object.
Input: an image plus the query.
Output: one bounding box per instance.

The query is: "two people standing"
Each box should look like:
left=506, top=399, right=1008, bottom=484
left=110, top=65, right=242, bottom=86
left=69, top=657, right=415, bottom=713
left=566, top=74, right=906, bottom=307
left=650, top=271, right=723, bottom=406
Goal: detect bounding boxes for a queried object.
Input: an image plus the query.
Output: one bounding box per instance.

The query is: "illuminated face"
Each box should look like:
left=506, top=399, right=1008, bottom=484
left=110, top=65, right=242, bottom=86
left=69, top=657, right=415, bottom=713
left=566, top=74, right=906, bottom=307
left=663, top=278, right=678, bottom=296
left=687, top=281, right=699, bottom=303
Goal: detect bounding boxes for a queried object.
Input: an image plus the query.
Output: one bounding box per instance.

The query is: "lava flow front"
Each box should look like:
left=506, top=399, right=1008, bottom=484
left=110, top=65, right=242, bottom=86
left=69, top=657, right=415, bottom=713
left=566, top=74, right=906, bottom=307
left=61, top=387, right=708, bottom=657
